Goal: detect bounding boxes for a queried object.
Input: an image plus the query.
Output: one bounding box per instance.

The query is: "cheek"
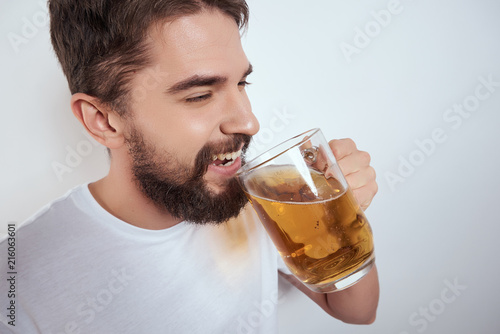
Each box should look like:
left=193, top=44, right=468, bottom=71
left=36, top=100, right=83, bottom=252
left=136, top=107, right=220, bottom=164
left=174, top=117, right=216, bottom=154
left=129, top=80, right=222, bottom=162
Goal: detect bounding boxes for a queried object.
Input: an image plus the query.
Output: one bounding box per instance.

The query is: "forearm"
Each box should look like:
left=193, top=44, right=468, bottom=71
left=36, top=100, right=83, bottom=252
left=324, top=264, right=379, bottom=324
left=281, top=264, right=379, bottom=324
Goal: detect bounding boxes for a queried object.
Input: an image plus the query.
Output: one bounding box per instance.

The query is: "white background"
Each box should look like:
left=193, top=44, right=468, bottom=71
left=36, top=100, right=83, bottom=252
left=1, top=0, right=500, bottom=333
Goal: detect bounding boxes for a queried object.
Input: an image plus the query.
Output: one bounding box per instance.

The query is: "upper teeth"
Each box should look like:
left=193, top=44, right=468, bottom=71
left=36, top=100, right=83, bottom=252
left=212, top=149, right=242, bottom=162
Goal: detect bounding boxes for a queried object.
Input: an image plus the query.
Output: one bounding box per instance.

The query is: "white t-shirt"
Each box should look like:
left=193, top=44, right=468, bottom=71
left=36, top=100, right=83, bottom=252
left=0, top=184, right=290, bottom=334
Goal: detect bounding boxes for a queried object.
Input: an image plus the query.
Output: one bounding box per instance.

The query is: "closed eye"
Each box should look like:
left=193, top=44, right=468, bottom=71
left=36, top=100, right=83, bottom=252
left=185, top=80, right=250, bottom=102
left=185, top=93, right=212, bottom=103
left=238, top=80, right=251, bottom=88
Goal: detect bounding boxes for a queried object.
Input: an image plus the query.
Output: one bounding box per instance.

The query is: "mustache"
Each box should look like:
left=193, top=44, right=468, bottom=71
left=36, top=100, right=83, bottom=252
left=191, top=134, right=252, bottom=180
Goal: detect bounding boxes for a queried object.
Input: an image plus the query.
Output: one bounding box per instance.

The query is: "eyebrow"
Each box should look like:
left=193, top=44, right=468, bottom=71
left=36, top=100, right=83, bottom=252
left=166, top=63, right=253, bottom=95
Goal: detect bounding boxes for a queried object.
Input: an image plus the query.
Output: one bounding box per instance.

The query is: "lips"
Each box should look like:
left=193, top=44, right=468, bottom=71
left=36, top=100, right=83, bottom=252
left=206, top=146, right=245, bottom=178
left=201, top=135, right=251, bottom=179
left=211, top=149, right=243, bottom=167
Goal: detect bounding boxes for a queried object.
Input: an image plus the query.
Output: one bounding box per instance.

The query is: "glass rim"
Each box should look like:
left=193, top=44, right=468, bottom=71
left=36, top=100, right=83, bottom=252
left=237, top=128, right=321, bottom=176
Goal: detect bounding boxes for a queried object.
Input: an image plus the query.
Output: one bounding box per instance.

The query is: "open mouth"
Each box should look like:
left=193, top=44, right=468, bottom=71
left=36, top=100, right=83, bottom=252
left=211, top=149, right=243, bottom=167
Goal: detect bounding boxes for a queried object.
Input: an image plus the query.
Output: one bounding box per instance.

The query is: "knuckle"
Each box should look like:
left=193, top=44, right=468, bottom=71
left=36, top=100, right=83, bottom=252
left=368, top=166, right=376, bottom=180
left=371, top=180, right=379, bottom=195
left=328, top=139, right=340, bottom=155
left=344, top=138, right=356, bottom=149
left=359, top=151, right=371, bottom=165
left=328, top=139, right=338, bottom=147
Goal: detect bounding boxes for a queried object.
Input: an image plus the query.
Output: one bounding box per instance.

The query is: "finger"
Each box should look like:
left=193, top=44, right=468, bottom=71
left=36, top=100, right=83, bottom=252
left=351, top=180, right=378, bottom=211
left=345, top=166, right=377, bottom=190
left=338, top=150, right=371, bottom=176
left=329, top=138, right=357, bottom=160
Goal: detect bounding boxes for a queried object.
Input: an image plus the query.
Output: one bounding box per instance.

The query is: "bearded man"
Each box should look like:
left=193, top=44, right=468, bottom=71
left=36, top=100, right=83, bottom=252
left=0, top=1, right=379, bottom=333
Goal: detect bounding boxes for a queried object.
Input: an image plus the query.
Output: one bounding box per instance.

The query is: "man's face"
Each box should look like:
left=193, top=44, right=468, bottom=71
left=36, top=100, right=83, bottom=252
left=123, top=10, right=259, bottom=224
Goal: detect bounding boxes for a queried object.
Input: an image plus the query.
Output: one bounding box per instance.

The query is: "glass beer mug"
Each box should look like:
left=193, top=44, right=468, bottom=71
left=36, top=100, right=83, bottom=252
left=237, top=129, right=375, bottom=293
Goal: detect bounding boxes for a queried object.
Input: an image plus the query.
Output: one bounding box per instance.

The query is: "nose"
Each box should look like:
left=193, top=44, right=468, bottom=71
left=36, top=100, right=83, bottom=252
left=219, top=89, right=260, bottom=136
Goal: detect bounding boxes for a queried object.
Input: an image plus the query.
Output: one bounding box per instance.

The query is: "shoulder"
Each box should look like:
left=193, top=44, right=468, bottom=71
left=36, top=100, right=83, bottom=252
left=11, top=184, right=87, bottom=235
left=0, top=184, right=91, bottom=259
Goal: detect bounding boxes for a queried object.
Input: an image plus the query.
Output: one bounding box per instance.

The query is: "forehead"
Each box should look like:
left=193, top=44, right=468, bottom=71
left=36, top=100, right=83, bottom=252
left=145, top=10, right=248, bottom=80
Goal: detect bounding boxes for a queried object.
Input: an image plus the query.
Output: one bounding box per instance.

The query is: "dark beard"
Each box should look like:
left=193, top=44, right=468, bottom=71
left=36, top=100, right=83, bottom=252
left=126, top=129, right=252, bottom=225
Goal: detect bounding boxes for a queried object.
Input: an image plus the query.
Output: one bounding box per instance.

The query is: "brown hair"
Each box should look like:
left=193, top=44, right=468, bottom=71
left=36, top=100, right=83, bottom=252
left=48, top=0, right=249, bottom=115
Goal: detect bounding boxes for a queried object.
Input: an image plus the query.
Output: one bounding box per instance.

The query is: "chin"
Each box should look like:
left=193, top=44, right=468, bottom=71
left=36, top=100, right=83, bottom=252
left=204, top=178, right=234, bottom=194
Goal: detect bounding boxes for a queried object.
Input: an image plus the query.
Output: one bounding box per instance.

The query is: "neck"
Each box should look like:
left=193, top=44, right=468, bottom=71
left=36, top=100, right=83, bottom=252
left=88, top=150, right=182, bottom=230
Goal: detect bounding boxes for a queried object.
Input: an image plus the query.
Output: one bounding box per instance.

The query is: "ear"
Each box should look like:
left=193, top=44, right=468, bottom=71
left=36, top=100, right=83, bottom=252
left=70, top=93, right=126, bottom=149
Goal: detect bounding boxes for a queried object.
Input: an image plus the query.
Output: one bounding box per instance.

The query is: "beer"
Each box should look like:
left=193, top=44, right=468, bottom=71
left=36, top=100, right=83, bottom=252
left=244, top=165, right=374, bottom=288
